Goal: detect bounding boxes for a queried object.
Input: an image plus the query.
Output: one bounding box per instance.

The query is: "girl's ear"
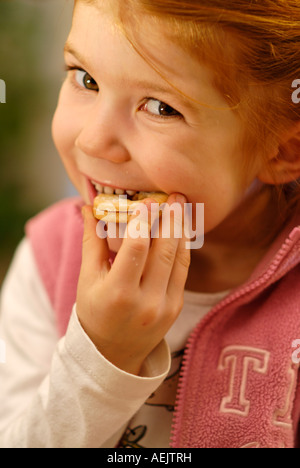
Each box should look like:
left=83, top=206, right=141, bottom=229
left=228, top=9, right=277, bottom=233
left=258, top=121, right=300, bottom=185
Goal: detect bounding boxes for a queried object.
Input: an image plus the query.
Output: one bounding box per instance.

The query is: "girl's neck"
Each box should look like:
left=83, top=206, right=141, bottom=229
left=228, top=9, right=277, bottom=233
left=186, top=185, right=286, bottom=293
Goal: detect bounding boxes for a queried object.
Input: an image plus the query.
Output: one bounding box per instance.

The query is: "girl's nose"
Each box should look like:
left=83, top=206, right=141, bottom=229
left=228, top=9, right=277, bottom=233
left=75, top=99, right=131, bottom=164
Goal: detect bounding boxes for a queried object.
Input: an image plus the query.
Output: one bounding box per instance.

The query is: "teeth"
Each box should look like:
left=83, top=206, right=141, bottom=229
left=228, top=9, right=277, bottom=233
left=103, top=186, right=115, bottom=195
left=91, top=180, right=138, bottom=197
left=96, top=185, right=104, bottom=194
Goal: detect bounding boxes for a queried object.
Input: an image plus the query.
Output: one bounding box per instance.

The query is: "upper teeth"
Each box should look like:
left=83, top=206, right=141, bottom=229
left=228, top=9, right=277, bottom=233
left=91, top=181, right=137, bottom=197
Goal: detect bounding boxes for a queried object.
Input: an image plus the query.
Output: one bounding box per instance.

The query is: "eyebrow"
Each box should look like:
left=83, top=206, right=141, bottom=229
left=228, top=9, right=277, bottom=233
left=64, top=42, right=89, bottom=69
left=64, top=41, right=188, bottom=99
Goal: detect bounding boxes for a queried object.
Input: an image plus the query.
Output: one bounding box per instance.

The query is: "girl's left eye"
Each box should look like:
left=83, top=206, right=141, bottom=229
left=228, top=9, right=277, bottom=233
left=141, top=99, right=182, bottom=119
left=75, top=69, right=99, bottom=91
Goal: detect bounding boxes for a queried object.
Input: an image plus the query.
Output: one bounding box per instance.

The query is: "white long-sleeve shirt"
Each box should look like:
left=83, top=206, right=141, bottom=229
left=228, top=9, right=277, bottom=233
left=0, top=239, right=227, bottom=448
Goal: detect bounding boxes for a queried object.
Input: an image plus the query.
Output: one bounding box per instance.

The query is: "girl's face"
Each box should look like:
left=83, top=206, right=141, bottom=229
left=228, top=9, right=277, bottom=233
left=52, top=2, right=260, bottom=238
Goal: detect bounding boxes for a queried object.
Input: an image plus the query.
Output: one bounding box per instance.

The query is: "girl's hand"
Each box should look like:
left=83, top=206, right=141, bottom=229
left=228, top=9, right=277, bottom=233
left=76, top=194, right=191, bottom=375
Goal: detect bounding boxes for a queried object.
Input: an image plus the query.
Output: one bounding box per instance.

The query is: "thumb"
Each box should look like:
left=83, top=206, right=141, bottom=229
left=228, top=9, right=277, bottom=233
left=81, top=205, right=111, bottom=278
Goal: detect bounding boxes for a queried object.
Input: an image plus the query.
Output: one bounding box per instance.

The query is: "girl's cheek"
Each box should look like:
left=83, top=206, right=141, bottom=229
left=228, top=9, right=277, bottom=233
left=52, top=104, right=78, bottom=159
left=52, top=106, right=67, bottom=155
left=52, top=84, right=80, bottom=151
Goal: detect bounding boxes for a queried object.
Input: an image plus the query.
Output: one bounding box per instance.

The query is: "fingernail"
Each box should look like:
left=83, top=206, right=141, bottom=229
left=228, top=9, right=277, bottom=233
left=175, top=194, right=187, bottom=205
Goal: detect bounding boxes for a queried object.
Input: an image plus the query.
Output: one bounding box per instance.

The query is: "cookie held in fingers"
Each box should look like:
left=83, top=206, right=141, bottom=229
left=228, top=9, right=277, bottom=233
left=93, top=191, right=168, bottom=224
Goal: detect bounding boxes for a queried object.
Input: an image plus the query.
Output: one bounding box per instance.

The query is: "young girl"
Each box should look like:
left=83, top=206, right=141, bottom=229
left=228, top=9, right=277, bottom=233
left=0, top=0, right=300, bottom=448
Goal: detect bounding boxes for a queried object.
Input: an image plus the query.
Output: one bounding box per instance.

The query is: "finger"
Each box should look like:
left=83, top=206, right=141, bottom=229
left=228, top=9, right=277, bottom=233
left=81, top=205, right=111, bottom=280
left=107, top=200, right=153, bottom=289
left=166, top=227, right=191, bottom=303
left=141, top=193, right=186, bottom=295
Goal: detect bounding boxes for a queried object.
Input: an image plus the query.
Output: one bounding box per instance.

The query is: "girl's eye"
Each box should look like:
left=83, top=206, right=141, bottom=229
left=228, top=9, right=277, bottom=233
left=75, top=69, right=99, bottom=91
left=142, top=99, right=181, bottom=118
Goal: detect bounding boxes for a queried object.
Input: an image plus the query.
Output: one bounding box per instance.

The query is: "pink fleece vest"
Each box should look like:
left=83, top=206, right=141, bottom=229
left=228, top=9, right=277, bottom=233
left=26, top=197, right=84, bottom=336
left=26, top=198, right=300, bottom=448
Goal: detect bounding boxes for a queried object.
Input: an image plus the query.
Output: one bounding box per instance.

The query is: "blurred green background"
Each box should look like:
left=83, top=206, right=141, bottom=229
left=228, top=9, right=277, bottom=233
left=0, top=0, right=74, bottom=285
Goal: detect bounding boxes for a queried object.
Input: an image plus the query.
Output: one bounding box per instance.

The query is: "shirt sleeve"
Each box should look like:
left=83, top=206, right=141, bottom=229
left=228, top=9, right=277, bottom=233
left=0, top=239, right=171, bottom=448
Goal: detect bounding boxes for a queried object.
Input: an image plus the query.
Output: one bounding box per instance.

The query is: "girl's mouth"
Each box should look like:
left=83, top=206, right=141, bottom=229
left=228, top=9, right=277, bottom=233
left=88, top=179, right=142, bottom=203
left=91, top=180, right=138, bottom=198
left=87, top=177, right=168, bottom=205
